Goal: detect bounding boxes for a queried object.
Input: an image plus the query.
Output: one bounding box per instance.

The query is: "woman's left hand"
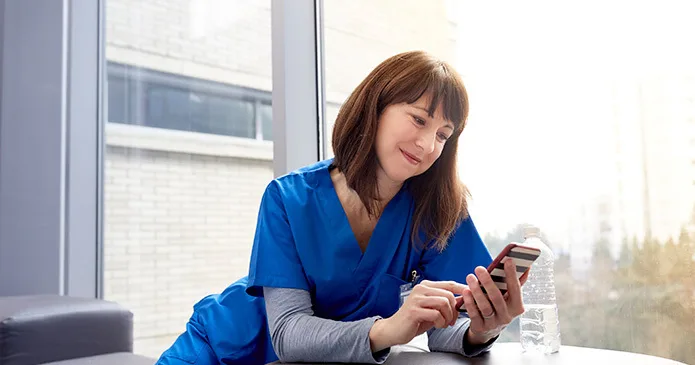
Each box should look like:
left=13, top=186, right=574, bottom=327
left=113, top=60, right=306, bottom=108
left=460, top=258, right=529, bottom=345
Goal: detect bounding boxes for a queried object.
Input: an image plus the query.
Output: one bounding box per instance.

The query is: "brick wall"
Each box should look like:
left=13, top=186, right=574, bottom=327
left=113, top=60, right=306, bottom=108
left=104, top=0, right=457, bottom=357
left=104, top=142, right=272, bottom=356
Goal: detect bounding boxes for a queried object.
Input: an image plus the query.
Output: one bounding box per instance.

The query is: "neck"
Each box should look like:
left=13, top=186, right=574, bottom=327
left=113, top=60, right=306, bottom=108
left=375, top=166, right=403, bottom=204
left=331, top=167, right=402, bottom=215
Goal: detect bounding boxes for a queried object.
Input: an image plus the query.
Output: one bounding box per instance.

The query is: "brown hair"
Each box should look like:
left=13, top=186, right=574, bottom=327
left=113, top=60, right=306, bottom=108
left=331, top=50, right=470, bottom=251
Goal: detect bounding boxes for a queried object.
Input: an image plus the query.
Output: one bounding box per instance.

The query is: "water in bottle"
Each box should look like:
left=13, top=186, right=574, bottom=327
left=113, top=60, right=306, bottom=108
left=520, top=226, right=561, bottom=354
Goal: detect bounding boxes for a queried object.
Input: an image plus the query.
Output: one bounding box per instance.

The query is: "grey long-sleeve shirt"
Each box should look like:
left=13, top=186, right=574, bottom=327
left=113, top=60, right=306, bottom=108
left=264, top=287, right=496, bottom=364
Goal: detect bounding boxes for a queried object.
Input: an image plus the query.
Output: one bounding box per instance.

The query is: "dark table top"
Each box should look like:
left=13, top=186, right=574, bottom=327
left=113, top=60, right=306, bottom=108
left=269, top=342, right=687, bottom=365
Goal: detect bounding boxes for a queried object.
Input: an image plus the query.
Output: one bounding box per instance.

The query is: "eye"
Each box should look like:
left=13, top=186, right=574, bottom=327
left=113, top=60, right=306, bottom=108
left=437, top=133, right=450, bottom=141
left=413, top=116, right=426, bottom=126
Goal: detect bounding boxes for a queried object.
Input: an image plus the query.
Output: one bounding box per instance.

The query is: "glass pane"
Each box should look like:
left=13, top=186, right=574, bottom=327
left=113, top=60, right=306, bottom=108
left=207, top=95, right=255, bottom=138
left=104, top=0, right=272, bottom=358
left=107, top=74, right=129, bottom=124
left=323, top=1, right=695, bottom=363
left=260, top=102, right=273, bottom=141
left=146, top=86, right=196, bottom=131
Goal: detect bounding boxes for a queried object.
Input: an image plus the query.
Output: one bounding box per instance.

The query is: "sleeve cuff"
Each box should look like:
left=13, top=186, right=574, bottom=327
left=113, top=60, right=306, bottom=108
left=371, top=348, right=391, bottom=364
left=246, top=274, right=310, bottom=297
left=462, top=326, right=498, bottom=357
left=363, top=316, right=391, bottom=364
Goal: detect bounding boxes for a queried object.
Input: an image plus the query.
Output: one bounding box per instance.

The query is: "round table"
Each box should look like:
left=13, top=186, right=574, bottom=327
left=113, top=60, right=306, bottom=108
left=269, top=342, right=687, bottom=365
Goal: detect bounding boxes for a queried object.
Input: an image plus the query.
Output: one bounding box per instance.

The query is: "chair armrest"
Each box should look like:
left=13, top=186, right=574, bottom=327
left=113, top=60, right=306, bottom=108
left=0, top=295, right=133, bottom=365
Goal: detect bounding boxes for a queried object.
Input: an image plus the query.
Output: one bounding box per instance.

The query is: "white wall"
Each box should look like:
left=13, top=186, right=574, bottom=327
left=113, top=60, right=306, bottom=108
left=104, top=125, right=272, bottom=356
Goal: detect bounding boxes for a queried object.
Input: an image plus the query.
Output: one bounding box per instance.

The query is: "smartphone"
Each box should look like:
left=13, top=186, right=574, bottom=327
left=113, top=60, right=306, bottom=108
left=458, top=243, right=541, bottom=312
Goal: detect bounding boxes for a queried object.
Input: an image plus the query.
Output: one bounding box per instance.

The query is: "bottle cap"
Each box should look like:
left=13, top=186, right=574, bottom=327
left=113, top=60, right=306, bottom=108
left=523, top=226, right=540, bottom=239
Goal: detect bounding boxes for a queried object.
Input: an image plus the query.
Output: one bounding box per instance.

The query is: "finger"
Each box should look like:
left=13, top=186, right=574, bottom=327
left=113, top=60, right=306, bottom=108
left=475, top=266, right=510, bottom=321
left=420, top=280, right=469, bottom=296
left=415, top=295, right=454, bottom=327
left=462, top=288, right=483, bottom=325
left=504, top=258, right=524, bottom=315
left=519, top=270, right=530, bottom=286
left=414, top=304, right=448, bottom=329
left=418, top=286, right=458, bottom=326
left=466, top=272, right=495, bottom=319
left=455, top=295, right=465, bottom=310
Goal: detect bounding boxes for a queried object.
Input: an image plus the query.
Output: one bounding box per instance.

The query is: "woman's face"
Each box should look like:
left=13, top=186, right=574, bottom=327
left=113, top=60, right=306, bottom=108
left=374, top=96, right=454, bottom=184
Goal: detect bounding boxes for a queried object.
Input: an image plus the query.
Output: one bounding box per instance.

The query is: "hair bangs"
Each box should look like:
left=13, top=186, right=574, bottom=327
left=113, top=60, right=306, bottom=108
left=380, top=60, right=468, bottom=135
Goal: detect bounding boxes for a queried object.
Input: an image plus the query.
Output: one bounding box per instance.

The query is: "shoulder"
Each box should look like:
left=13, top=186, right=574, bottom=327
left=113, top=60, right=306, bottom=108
left=446, top=215, right=484, bottom=249
left=263, top=158, right=333, bottom=203
left=420, top=215, right=492, bottom=282
left=423, top=215, right=484, bottom=257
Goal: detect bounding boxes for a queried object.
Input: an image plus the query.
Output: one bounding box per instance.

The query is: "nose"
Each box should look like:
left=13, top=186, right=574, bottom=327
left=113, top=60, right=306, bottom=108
left=415, top=130, right=436, bottom=155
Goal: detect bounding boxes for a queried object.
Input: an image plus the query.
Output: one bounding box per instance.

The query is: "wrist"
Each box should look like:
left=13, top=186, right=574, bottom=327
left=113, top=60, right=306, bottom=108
left=465, top=327, right=497, bottom=346
left=369, top=317, right=396, bottom=352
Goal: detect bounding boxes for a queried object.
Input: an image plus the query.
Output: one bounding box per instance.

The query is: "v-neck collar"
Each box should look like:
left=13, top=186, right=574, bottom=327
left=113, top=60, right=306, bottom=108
left=319, top=161, right=412, bottom=274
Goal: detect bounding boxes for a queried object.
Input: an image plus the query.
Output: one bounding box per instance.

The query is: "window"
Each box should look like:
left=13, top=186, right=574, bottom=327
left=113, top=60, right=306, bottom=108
left=259, top=102, right=273, bottom=141
left=107, top=62, right=271, bottom=140
left=107, top=75, right=129, bottom=124
left=323, top=0, right=695, bottom=363
left=98, top=0, right=695, bottom=362
left=104, top=0, right=273, bottom=358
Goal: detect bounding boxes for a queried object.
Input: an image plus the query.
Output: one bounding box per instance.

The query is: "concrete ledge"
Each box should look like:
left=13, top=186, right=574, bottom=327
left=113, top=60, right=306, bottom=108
left=106, top=123, right=273, bottom=161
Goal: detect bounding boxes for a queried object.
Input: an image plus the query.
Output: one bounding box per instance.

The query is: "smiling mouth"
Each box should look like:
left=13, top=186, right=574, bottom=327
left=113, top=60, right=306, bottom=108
left=400, top=149, right=422, bottom=164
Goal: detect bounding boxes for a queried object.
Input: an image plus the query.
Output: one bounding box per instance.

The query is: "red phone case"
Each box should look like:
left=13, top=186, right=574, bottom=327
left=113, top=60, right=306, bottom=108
left=486, top=243, right=541, bottom=294
left=458, top=243, right=541, bottom=313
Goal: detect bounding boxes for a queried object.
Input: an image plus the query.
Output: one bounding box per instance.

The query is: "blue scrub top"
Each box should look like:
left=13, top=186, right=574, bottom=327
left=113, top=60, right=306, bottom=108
left=248, top=158, right=492, bottom=320
left=163, top=159, right=492, bottom=364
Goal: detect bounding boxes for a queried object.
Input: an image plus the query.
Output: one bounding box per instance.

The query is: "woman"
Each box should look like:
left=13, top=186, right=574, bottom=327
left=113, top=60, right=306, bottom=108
left=157, top=51, right=527, bottom=364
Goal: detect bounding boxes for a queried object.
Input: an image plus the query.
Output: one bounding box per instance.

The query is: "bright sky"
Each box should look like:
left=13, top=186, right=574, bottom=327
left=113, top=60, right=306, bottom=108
left=453, top=0, right=695, bottom=245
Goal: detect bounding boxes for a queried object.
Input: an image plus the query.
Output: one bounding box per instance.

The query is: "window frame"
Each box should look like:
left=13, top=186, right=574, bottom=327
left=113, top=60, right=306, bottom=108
left=0, top=0, right=325, bottom=298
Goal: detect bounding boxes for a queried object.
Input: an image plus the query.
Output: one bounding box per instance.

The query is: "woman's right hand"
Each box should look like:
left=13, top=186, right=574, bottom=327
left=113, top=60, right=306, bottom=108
left=369, top=280, right=467, bottom=352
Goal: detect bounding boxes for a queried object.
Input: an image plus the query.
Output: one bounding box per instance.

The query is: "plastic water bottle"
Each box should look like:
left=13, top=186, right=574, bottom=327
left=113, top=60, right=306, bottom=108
left=519, top=226, right=561, bottom=354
